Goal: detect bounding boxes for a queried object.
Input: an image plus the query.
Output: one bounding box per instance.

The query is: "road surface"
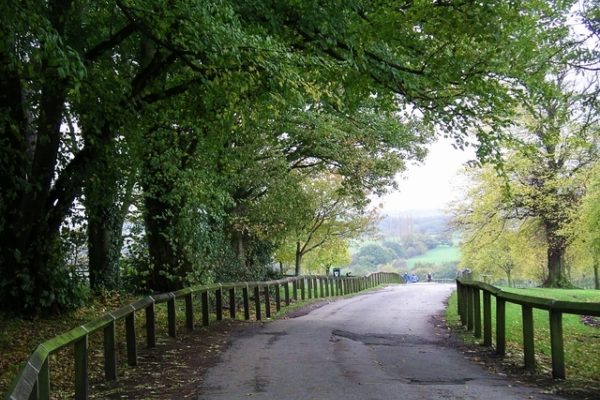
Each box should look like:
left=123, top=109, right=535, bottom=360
left=198, top=283, right=564, bottom=400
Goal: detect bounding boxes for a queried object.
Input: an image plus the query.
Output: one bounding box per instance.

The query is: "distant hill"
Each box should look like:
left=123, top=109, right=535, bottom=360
left=406, top=245, right=460, bottom=268
left=378, top=210, right=452, bottom=238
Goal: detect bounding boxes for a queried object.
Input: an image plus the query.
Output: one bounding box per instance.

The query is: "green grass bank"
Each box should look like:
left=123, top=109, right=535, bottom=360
left=446, top=287, right=600, bottom=383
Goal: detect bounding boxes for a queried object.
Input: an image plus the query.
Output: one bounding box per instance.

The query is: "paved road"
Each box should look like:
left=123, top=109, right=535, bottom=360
left=198, top=284, right=564, bottom=400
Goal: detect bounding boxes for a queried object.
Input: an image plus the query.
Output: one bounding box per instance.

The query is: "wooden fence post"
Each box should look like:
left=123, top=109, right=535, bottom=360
left=496, top=298, right=506, bottom=356
left=330, top=278, right=334, bottom=296
left=243, top=285, right=250, bottom=320
left=473, top=288, right=481, bottom=338
left=274, top=283, right=281, bottom=312
left=319, top=278, right=324, bottom=298
left=38, top=358, right=49, bottom=400
left=458, top=284, right=466, bottom=326
left=103, top=320, right=117, bottom=381
left=522, top=305, right=535, bottom=371
left=264, top=285, right=271, bottom=318
left=307, top=278, right=312, bottom=299
left=284, top=281, right=290, bottom=306
left=145, top=302, right=156, bottom=348
left=167, top=296, right=176, bottom=338
left=124, top=312, right=137, bottom=367
left=549, top=309, right=565, bottom=379
left=74, top=335, right=88, bottom=400
left=466, top=286, right=474, bottom=331
left=216, top=287, right=223, bottom=321
left=300, top=278, right=306, bottom=300
left=292, top=280, right=298, bottom=301
left=313, top=277, right=318, bottom=298
left=483, top=291, right=492, bottom=347
left=456, top=281, right=462, bottom=321
left=202, top=290, right=210, bottom=326
left=254, top=286, right=262, bottom=320
left=185, top=293, right=194, bottom=330
left=229, top=287, right=236, bottom=319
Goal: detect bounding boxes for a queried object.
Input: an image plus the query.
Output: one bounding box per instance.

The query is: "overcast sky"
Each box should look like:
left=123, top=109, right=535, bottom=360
left=374, top=137, right=476, bottom=215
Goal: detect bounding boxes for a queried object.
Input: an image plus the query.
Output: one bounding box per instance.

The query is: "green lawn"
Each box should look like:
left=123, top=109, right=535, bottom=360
left=446, top=287, right=600, bottom=382
left=407, top=245, right=460, bottom=268
left=503, top=287, right=600, bottom=302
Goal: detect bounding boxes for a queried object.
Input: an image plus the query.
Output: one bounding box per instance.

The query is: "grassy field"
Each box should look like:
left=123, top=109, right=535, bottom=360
left=407, top=245, right=460, bottom=268
left=446, top=287, right=600, bottom=382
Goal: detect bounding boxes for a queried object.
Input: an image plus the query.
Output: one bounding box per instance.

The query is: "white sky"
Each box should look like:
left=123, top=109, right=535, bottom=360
left=374, top=137, right=476, bottom=214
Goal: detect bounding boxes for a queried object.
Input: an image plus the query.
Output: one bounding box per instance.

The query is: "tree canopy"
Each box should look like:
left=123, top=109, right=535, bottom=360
left=0, top=0, right=579, bottom=314
left=454, top=75, right=600, bottom=287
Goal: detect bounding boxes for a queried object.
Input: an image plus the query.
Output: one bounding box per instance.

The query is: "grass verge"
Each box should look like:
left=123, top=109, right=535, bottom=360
left=446, top=288, right=600, bottom=397
left=1, top=282, right=385, bottom=399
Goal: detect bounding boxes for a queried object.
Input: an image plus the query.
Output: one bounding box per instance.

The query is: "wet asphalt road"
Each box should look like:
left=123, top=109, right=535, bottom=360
left=198, top=283, right=565, bottom=400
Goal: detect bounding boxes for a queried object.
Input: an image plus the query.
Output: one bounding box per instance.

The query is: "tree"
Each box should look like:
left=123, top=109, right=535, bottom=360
left=454, top=165, right=548, bottom=285
left=382, top=241, right=405, bottom=258
left=506, top=84, right=598, bottom=286
left=0, top=0, right=239, bottom=311
left=352, top=244, right=396, bottom=269
left=274, top=174, right=378, bottom=275
left=568, top=162, right=600, bottom=289
left=0, top=0, right=576, bottom=314
left=301, top=237, right=351, bottom=275
left=454, top=80, right=599, bottom=287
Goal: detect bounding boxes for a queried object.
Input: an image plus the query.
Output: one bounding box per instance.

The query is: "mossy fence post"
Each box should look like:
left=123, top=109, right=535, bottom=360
left=455, top=278, right=594, bottom=380
left=522, top=305, right=535, bottom=371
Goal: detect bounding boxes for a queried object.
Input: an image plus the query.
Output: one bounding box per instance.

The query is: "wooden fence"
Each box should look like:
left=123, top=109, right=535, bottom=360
left=456, top=278, right=600, bottom=379
left=5, top=272, right=400, bottom=400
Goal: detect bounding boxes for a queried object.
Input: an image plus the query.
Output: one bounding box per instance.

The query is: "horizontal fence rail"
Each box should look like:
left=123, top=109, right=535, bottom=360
left=456, top=278, right=600, bottom=380
left=6, top=272, right=401, bottom=400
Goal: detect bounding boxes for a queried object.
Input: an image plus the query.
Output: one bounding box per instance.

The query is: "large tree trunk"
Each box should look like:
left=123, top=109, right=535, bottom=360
left=543, top=245, right=568, bottom=288
left=86, top=172, right=133, bottom=292
left=87, top=211, right=122, bottom=291
left=231, top=229, right=246, bottom=265
left=84, top=127, right=134, bottom=292
left=0, top=0, right=77, bottom=314
left=143, top=189, right=193, bottom=292
left=295, top=241, right=303, bottom=276
left=542, top=218, right=571, bottom=288
left=593, top=256, right=599, bottom=290
left=141, top=128, right=195, bottom=292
